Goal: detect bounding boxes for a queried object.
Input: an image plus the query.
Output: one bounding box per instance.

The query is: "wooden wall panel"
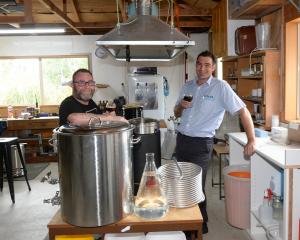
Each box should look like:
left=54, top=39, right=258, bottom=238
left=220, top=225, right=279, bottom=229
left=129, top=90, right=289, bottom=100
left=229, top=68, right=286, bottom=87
left=211, top=0, right=228, bottom=57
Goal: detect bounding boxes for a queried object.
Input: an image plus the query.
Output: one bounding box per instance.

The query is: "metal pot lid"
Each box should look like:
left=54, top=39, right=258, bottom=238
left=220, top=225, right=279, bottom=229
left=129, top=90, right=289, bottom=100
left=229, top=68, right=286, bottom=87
left=58, top=121, right=132, bottom=134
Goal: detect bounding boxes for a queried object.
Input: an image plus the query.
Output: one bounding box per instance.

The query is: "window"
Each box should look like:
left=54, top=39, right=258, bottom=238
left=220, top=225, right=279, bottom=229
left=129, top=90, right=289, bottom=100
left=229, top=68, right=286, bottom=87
left=0, top=56, right=89, bottom=106
left=298, top=23, right=300, bottom=119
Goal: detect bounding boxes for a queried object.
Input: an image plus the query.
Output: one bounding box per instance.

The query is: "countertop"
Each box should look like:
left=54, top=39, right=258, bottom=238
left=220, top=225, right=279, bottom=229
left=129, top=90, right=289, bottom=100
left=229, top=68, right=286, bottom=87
left=1, top=116, right=59, bottom=130
left=228, top=132, right=300, bottom=168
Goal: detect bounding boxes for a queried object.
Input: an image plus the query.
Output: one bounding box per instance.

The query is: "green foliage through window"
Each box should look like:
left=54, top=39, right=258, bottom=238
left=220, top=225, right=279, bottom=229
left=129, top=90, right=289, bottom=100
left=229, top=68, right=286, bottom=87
left=0, top=56, right=89, bottom=106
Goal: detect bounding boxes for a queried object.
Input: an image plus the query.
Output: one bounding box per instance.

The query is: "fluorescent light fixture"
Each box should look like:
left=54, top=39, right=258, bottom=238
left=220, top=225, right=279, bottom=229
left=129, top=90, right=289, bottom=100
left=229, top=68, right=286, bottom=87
left=0, top=28, right=65, bottom=34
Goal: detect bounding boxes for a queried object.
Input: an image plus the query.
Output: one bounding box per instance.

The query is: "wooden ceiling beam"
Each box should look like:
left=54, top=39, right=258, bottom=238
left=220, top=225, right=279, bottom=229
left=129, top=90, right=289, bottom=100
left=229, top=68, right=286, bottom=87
left=0, top=16, right=25, bottom=23
left=38, top=0, right=83, bottom=34
left=69, top=0, right=81, bottom=22
left=24, top=0, right=33, bottom=23
left=117, top=0, right=127, bottom=22
left=160, top=7, right=212, bottom=17
left=74, top=22, right=115, bottom=29
left=178, top=20, right=211, bottom=28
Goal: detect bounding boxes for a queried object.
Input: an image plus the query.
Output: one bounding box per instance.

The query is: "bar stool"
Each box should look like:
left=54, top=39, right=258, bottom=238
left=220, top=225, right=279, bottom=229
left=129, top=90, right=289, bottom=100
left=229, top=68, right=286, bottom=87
left=211, top=142, right=229, bottom=200
left=0, top=137, right=31, bottom=203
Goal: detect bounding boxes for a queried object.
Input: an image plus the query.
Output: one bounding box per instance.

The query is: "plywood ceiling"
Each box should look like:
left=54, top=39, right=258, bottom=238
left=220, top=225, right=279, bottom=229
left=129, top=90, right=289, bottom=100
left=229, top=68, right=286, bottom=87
left=0, top=0, right=218, bottom=35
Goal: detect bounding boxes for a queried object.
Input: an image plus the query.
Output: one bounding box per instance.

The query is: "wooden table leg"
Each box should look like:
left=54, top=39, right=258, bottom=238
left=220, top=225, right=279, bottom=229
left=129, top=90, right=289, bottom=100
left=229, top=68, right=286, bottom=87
left=198, top=223, right=202, bottom=240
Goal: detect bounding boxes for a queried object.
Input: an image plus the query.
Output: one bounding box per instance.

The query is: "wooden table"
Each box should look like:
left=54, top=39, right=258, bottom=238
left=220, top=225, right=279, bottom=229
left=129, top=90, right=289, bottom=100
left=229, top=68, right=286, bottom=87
left=48, top=206, right=203, bottom=240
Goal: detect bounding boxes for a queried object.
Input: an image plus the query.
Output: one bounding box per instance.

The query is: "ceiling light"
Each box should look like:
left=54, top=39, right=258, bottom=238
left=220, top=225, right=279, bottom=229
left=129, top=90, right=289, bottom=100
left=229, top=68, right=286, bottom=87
left=0, top=28, right=65, bottom=34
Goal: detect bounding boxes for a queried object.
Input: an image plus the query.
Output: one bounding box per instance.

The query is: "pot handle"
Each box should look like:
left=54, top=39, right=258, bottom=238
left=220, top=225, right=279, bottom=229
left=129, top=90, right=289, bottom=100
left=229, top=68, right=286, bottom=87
left=88, top=117, right=102, bottom=127
left=131, top=136, right=141, bottom=145
left=48, top=127, right=59, bottom=146
left=171, top=154, right=183, bottom=180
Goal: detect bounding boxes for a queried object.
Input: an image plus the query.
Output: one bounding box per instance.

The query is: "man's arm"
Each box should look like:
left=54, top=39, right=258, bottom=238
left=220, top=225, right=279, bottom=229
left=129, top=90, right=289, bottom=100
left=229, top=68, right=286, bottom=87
left=67, top=112, right=128, bottom=126
left=239, top=107, right=256, bottom=156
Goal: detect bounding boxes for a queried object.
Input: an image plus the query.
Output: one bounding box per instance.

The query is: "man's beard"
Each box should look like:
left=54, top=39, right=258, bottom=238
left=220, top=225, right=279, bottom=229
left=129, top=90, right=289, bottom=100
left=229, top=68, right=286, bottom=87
left=74, top=89, right=94, bottom=102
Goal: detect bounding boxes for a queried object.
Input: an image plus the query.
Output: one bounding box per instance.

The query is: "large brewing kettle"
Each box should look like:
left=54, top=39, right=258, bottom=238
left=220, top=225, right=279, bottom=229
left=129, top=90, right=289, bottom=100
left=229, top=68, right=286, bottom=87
left=57, top=121, right=134, bottom=227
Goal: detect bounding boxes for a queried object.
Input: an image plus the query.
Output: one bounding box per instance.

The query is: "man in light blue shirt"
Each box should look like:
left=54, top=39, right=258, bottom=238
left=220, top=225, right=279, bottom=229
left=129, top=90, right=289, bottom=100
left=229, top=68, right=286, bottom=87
left=174, top=51, right=255, bottom=235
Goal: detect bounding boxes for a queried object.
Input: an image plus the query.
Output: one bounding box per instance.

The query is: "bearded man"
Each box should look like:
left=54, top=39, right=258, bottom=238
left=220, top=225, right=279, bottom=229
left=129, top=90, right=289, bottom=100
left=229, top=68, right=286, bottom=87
left=59, top=68, right=126, bottom=126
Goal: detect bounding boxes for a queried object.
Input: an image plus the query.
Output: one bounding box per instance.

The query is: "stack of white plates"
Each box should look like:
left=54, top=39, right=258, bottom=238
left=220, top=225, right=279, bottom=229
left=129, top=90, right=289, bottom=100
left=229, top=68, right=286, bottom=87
left=158, top=162, right=205, bottom=208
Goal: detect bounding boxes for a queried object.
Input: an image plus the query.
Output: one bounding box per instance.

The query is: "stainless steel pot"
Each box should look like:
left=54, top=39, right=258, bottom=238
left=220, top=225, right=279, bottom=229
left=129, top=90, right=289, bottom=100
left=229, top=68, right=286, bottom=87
left=57, top=121, right=134, bottom=227
left=129, top=117, right=159, bottom=134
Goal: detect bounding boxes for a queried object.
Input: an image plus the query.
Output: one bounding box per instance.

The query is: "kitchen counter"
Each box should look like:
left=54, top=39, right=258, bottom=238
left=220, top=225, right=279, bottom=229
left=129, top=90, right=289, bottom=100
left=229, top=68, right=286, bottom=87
left=228, top=132, right=300, bottom=240
left=228, top=132, right=300, bottom=168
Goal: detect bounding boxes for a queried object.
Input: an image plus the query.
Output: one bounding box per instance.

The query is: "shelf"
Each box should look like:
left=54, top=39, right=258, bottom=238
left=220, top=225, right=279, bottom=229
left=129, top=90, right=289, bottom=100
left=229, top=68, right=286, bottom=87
left=239, top=75, right=263, bottom=79
left=96, top=83, right=109, bottom=88
left=230, top=0, right=282, bottom=19
left=242, top=96, right=263, bottom=103
left=225, top=76, right=238, bottom=80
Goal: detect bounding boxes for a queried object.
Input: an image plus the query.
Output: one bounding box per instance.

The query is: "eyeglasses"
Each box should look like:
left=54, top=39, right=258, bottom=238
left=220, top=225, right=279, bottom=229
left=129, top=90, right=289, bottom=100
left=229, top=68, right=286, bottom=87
left=73, top=80, right=96, bottom=87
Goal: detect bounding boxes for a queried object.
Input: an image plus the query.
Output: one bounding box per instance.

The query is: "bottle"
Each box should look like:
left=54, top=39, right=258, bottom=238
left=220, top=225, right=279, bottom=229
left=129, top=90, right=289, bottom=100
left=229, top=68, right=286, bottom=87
left=7, top=105, right=14, bottom=118
left=134, top=153, right=168, bottom=219
left=258, top=189, right=273, bottom=224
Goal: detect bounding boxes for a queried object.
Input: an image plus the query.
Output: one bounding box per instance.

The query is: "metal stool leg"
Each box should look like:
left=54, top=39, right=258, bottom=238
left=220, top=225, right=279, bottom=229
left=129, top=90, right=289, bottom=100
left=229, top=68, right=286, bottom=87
left=219, top=153, right=225, bottom=200
left=16, top=143, right=31, bottom=191
left=0, top=146, right=3, bottom=191
left=4, top=144, right=15, bottom=203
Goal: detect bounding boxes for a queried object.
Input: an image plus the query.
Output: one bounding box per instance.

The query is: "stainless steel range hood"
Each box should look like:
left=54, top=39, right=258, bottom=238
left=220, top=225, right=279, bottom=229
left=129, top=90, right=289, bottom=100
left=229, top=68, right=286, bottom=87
left=96, top=1, right=195, bottom=62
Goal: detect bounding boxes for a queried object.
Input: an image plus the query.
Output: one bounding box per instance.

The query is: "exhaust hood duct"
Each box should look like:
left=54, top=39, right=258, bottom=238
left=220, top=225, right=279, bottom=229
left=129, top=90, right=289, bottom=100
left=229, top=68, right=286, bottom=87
left=96, top=0, right=195, bottom=62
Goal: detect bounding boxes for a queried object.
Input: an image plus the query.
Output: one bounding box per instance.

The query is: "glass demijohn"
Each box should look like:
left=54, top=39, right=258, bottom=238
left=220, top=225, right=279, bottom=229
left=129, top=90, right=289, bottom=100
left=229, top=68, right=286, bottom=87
left=134, top=153, right=168, bottom=219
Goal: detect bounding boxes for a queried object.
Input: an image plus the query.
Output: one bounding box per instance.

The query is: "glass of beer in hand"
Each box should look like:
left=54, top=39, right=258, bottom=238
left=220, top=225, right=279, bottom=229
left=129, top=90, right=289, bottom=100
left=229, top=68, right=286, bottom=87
left=183, top=95, right=193, bottom=102
left=105, top=101, right=116, bottom=113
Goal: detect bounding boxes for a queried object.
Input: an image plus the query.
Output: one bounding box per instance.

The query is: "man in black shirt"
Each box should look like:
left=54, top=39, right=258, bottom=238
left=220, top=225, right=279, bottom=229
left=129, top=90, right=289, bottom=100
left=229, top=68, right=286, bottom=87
left=59, top=69, right=126, bottom=126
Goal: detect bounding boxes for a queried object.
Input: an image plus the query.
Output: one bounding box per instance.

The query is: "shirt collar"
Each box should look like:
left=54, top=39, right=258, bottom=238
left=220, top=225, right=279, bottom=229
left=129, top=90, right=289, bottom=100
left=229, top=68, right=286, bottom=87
left=194, top=75, right=213, bottom=86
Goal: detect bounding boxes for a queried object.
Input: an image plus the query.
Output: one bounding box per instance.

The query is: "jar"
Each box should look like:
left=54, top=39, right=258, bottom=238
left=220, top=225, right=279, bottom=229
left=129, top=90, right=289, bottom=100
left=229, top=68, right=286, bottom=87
left=272, top=194, right=283, bottom=220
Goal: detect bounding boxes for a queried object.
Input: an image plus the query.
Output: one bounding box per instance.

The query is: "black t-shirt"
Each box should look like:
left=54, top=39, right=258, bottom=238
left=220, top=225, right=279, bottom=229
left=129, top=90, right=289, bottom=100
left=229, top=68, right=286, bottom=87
left=59, top=96, right=102, bottom=126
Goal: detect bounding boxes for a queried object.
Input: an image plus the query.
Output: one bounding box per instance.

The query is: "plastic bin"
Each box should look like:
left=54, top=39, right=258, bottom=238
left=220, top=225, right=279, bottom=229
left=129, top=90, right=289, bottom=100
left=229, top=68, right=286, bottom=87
left=146, top=231, right=186, bottom=240
left=224, top=164, right=251, bottom=229
left=104, top=233, right=145, bottom=240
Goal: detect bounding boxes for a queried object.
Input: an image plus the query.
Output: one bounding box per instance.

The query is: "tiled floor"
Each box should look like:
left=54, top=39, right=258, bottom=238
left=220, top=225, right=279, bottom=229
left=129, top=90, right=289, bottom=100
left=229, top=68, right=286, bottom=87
left=0, top=159, right=250, bottom=240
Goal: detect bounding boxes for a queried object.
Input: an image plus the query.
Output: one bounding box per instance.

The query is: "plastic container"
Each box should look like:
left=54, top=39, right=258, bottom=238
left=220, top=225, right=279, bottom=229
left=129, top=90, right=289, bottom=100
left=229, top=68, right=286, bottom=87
left=104, top=233, right=145, bottom=240
left=224, top=164, right=251, bottom=229
left=146, top=231, right=186, bottom=240
left=255, top=22, right=271, bottom=49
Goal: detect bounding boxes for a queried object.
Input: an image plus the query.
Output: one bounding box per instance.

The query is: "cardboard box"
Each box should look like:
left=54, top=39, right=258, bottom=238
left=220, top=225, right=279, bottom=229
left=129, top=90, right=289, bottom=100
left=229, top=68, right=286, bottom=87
left=288, top=122, right=300, bottom=143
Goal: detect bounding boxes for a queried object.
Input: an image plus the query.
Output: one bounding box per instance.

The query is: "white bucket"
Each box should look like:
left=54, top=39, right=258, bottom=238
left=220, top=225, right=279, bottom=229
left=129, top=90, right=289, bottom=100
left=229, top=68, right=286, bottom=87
left=255, top=22, right=271, bottom=49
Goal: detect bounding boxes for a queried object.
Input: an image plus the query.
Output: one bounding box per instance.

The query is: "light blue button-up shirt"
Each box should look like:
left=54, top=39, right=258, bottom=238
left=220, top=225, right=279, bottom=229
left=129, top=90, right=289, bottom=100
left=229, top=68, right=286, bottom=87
left=176, top=76, right=246, bottom=137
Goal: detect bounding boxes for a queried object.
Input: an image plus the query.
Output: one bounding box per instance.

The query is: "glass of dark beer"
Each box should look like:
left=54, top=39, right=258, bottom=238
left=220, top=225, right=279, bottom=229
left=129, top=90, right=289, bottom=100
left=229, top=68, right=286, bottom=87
left=183, top=95, right=193, bottom=102
left=105, top=101, right=116, bottom=112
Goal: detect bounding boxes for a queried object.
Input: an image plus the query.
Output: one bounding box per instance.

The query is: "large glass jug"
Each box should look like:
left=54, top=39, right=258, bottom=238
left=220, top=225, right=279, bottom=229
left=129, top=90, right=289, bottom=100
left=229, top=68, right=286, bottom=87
left=134, top=153, right=168, bottom=219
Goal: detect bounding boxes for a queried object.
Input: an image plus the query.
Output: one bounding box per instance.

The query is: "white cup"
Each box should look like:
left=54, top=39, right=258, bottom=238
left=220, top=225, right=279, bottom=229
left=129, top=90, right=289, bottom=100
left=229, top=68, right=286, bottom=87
left=272, top=115, right=279, bottom=127
left=251, top=89, right=258, bottom=97
left=257, top=88, right=262, bottom=97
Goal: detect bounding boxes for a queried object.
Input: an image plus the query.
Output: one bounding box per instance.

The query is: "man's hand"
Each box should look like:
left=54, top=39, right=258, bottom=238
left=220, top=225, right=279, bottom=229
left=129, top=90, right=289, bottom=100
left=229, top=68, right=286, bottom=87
left=243, top=140, right=256, bottom=159
left=180, top=99, right=192, bottom=109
